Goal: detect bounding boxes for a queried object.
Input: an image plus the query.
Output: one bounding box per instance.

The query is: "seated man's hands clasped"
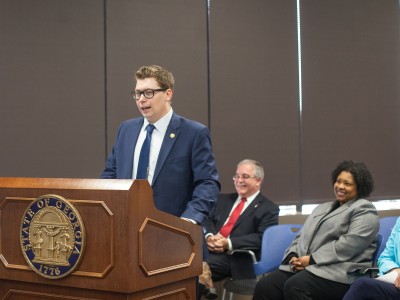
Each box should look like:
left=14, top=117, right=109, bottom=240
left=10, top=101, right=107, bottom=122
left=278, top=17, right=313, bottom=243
left=206, top=233, right=229, bottom=253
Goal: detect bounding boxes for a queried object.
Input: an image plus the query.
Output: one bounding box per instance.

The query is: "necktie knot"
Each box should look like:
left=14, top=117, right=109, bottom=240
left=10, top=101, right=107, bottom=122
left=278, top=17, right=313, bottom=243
left=146, top=124, right=155, bottom=134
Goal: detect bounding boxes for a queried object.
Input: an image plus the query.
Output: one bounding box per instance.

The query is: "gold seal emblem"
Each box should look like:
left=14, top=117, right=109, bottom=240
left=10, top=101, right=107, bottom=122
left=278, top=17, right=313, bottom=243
left=20, top=194, right=86, bottom=279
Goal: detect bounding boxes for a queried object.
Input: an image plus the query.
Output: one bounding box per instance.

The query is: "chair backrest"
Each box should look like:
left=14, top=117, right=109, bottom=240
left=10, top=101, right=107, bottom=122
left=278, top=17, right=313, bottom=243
left=253, top=224, right=302, bottom=276
left=377, top=216, right=398, bottom=259
left=372, top=234, right=383, bottom=267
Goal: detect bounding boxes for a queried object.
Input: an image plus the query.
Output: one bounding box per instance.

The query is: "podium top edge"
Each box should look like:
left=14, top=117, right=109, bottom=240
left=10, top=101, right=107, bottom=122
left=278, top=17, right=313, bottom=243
left=0, top=177, right=137, bottom=191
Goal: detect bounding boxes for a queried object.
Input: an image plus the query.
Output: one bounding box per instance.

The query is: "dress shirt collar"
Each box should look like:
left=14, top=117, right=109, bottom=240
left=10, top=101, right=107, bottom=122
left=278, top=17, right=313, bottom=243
left=239, top=190, right=260, bottom=205
left=142, top=107, right=173, bottom=134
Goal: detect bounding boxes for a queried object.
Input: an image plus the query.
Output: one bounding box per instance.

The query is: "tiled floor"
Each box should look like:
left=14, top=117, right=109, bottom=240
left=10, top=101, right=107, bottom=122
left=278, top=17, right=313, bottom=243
left=203, top=281, right=253, bottom=300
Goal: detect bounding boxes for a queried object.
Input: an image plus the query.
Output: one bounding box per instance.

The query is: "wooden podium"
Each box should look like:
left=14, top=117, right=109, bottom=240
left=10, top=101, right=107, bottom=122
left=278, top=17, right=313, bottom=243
left=0, top=178, right=203, bottom=300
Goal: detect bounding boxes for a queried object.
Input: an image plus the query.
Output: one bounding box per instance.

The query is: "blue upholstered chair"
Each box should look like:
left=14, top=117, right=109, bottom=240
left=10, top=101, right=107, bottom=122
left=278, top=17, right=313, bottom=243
left=221, top=224, right=302, bottom=300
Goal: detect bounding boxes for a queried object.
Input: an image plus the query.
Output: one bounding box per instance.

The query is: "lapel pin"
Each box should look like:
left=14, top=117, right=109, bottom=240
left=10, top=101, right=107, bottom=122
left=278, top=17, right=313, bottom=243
left=170, top=133, right=175, bottom=138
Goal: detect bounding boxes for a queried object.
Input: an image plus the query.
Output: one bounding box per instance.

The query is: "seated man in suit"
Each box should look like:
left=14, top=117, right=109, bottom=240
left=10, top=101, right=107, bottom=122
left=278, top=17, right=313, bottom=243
left=200, top=159, right=280, bottom=299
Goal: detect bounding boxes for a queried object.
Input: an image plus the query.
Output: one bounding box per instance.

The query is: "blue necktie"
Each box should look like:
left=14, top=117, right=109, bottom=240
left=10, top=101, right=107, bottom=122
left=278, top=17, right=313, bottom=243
left=136, top=124, right=155, bottom=179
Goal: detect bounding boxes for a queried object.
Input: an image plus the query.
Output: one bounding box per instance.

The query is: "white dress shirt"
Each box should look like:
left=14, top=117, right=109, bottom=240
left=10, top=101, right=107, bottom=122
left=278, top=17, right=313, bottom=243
left=132, top=108, right=173, bottom=184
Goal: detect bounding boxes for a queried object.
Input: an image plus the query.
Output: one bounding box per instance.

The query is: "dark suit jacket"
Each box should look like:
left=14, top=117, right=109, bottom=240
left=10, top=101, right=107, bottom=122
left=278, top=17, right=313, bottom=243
left=204, top=192, right=279, bottom=252
left=101, top=112, right=220, bottom=224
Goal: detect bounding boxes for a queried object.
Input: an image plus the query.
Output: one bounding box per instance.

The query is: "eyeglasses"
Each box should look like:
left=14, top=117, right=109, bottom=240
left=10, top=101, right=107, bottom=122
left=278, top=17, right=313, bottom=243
left=131, top=89, right=166, bottom=100
left=232, top=174, right=257, bottom=180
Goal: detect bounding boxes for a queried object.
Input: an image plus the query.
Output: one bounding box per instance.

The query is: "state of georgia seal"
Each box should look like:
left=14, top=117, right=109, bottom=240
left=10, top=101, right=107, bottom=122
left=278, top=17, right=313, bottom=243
left=20, top=194, right=86, bottom=279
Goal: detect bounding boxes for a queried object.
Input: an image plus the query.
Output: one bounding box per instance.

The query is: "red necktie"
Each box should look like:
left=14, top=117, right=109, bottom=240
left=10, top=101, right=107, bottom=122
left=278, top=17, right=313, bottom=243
left=219, top=197, right=247, bottom=237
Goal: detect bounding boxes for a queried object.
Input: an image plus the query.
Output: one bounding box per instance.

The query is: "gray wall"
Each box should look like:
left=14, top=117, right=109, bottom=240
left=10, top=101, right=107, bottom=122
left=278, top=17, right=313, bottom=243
left=1, top=0, right=399, bottom=206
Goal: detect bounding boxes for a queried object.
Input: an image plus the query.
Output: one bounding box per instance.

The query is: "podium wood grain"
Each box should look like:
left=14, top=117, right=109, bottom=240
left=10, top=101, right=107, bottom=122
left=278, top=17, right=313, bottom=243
left=0, top=178, right=202, bottom=299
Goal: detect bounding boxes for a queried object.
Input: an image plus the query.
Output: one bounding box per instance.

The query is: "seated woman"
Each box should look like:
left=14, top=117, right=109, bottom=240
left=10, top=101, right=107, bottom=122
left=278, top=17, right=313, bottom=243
left=253, top=160, right=379, bottom=300
left=342, top=217, right=400, bottom=300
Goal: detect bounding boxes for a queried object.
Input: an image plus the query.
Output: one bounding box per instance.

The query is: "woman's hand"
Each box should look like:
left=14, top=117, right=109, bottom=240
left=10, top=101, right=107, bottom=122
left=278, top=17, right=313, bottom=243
left=289, top=255, right=311, bottom=272
left=391, top=268, right=400, bottom=288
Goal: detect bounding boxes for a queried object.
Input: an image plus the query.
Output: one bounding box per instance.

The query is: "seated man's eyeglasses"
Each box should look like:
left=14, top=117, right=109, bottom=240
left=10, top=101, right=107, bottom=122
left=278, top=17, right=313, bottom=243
left=232, top=174, right=257, bottom=180
left=131, top=89, right=166, bottom=100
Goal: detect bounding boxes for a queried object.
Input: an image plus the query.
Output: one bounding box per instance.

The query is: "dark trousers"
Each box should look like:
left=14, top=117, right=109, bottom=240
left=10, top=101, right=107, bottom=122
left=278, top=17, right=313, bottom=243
left=207, top=251, right=255, bottom=281
left=253, top=269, right=350, bottom=300
left=343, top=277, right=400, bottom=300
